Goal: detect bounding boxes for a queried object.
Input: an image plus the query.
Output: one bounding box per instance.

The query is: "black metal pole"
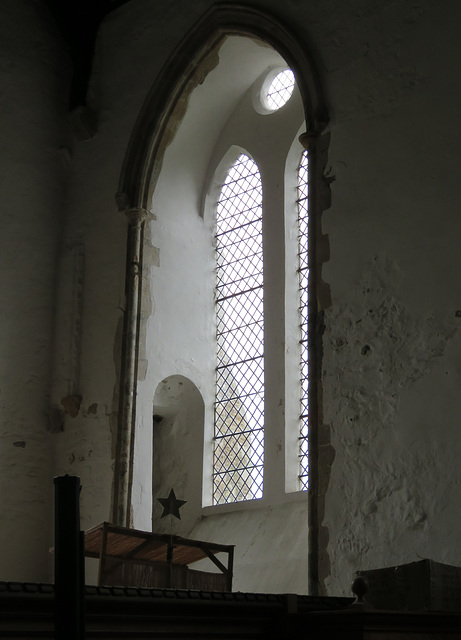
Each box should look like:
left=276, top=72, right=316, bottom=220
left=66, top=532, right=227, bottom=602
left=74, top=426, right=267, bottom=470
left=54, top=475, right=85, bottom=640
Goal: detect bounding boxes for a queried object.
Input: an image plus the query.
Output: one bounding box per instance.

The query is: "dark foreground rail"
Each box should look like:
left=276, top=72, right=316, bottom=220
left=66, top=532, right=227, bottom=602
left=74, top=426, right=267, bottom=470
left=54, top=475, right=85, bottom=640
left=0, top=583, right=353, bottom=639
left=2, top=582, right=461, bottom=640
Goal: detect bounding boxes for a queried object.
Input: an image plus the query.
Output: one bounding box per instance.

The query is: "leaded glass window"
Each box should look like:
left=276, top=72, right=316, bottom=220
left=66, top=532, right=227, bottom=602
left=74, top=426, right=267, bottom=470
left=264, top=69, right=295, bottom=111
left=213, top=153, right=264, bottom=505
left=297, top=149, right=309, bottom=490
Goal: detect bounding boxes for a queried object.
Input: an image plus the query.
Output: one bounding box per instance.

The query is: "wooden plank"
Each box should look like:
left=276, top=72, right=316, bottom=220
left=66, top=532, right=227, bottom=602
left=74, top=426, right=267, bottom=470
left=84, top=522, right=234, bottom=590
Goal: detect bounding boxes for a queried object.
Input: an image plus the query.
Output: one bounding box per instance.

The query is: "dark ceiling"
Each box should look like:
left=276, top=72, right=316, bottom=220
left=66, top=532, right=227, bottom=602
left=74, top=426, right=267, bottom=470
left=42, top=0, right=131, bottom=108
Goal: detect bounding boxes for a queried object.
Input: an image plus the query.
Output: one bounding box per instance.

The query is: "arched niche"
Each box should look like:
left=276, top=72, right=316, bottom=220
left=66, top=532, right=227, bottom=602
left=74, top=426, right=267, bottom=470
left=152, top=375, right=204, bottom=534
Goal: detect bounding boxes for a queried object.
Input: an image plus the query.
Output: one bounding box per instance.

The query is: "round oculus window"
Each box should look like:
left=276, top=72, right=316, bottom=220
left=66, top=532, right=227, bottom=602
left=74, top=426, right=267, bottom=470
left=262, top=69, right=295, bottom=112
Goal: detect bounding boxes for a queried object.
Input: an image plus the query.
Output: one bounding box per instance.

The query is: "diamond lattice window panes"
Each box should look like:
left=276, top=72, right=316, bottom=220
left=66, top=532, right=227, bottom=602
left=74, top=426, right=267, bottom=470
left=264, top=69, right=295, bottom=112
left=213, top=153, right=264, bottom=505
left=297, top=149, right=309, bottom=490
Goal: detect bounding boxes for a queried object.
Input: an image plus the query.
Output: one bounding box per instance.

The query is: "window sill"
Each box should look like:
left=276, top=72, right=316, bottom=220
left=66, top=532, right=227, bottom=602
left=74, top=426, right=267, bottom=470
left=201, top=489, right=308, bottom=516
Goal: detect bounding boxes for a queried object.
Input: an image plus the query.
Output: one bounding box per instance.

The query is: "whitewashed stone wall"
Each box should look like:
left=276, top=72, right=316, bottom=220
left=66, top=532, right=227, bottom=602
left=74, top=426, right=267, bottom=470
left=2, top=0, right=461, bottom=596
left=0, top=0, right=70, bottom=580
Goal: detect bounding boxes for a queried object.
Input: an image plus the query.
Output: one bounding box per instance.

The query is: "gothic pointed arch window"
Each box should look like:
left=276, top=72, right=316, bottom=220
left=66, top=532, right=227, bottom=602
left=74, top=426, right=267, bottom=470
left=208, top=65, right=314, bottom=506
left=116, top=8, right=329, bottom=552
left=297, top=149, right=309, bottom=491
left=213, top=153, right=265, bottom=504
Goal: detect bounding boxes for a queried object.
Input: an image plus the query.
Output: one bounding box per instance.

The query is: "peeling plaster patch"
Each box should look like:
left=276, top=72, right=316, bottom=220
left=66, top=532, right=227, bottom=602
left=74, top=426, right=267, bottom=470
left=137, top=358, right=148, bottom=381
left=322, top=255, right=457, bottom=591
left=327, top=450, right=434, bottom=591
left=61, top=395, right=82, bottom=418
left=13, top=441, right=26, bottom=448
left=144, top=244, right=160, bottom=268
left=87, top=403, right=98, bottom=415
left=68, top=449, right=92, bottom=465
left=324, top=256, right=456, bottom=443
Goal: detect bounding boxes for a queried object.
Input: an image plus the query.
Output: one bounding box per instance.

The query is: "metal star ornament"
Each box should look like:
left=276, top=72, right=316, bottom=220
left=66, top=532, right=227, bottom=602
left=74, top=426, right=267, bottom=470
left=157, top=488, right=187, bottom=520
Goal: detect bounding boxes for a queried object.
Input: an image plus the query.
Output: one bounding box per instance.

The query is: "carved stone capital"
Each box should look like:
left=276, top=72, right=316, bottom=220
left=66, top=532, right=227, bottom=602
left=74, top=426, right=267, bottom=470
left=299, top=131, right=318, bottom=150
left=125, top=207, right=149, bottom=224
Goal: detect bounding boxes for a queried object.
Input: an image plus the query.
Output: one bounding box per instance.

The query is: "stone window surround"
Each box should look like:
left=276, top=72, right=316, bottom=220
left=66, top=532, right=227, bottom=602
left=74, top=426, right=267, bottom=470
left=114, top=3, right=331, bottom=596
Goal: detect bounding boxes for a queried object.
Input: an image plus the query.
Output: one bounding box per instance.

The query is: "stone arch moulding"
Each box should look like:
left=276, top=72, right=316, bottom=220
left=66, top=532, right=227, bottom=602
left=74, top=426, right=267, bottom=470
left=116, top=3, right=328, bottom=212
left=113, top=2, right=331, bottom=596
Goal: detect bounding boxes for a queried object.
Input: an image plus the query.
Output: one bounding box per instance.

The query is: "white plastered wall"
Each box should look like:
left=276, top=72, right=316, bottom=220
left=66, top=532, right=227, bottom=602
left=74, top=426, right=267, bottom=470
left=319, top=2, right=461, bottom=594
left=131, top=36, right=311, bottom=593
left=0, top=0, right=70, bottom=581
left=3, top=0, right=461, bottom=597
left=123, top=0, right=461, bottom=595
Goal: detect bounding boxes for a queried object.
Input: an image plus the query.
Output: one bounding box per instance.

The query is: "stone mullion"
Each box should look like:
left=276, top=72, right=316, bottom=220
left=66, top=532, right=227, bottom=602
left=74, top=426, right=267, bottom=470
left=299, top=130, right=332, bottom=596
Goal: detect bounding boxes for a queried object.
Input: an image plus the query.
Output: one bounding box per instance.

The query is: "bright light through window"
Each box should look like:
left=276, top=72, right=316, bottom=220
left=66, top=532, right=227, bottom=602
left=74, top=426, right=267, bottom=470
left=297, top=150, right=309, bottom=490
left=264, top=69, right=295, bottom=111
left=213, top=154, right=264, bottom=505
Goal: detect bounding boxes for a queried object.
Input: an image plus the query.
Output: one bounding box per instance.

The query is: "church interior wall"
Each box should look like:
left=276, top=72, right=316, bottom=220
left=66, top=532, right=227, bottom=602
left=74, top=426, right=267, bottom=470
left=1, top=0, right=461, bottom=599
left=0, top=0, right=71, bottom=580
left=129, top=35, right=312, bottom=594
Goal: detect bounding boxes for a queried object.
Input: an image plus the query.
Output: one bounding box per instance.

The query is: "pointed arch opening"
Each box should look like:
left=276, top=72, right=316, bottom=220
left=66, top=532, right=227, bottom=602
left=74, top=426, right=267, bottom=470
left=214, top=152, right=264, bottom=505
left=116, top=4, right=327, bottom=212
left=114, top=3, right=331, bottom=595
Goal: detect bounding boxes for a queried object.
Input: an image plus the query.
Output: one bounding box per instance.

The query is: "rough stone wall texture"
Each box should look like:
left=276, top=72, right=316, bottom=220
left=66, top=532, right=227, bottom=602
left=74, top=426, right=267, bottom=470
left=323, top=256, right=459, bottom=592
left=320, top=0, right=461, bottom=594
left=3, top=0, right=461, bottom=594
left=110, top=0, right=461, bottom=595
left=0, top=0, right=71, bottom=580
